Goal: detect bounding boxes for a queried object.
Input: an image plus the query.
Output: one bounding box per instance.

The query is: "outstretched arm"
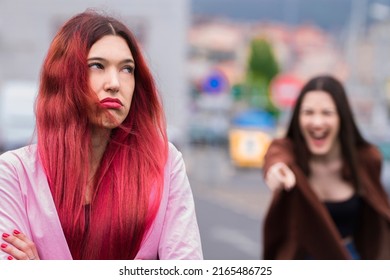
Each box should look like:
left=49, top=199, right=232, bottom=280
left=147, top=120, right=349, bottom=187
left=265, top=162, right=296, bottom=191
left=263, top=139, right=297, bottom=191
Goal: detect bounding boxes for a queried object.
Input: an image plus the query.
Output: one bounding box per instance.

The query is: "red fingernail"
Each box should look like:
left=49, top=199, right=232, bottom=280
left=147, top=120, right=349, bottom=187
left=13, top=230, right=20, bottom=235
left=7, top=256, right=13, bottom=260
left=2, top=233, right=10, bottom=238
left=1, top=243, right=7, bottom=248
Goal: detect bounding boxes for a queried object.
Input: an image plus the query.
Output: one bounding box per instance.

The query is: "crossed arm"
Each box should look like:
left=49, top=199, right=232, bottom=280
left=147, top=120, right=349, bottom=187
left=1, top=230, right=40, bottom=260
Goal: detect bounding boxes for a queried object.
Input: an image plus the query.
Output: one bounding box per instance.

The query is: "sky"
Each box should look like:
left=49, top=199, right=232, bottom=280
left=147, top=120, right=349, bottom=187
left=191, top=0, right=390, bottom=32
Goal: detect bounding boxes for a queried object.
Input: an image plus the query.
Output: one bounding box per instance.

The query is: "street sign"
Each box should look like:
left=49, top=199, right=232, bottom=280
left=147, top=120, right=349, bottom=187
left=229, top=128, right=271, bottom=168
left=201, top=70, right=229, bottom=94
left=270, top=74, right=304, bottom=109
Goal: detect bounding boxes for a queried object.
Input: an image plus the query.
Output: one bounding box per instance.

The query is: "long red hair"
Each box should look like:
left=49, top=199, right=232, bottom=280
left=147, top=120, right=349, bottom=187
left=35, top=11, right=168, bottom=259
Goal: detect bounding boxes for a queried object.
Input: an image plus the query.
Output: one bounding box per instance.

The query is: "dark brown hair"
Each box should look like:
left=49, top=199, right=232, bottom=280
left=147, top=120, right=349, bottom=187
left=286, top=75, right=368, bottom=190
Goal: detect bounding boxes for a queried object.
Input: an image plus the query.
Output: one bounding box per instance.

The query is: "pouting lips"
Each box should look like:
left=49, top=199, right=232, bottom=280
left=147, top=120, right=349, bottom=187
left=100, top=98, right=123, bottom=109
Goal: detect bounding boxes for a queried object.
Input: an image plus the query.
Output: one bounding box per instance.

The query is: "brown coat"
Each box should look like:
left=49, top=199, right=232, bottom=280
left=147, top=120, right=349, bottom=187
left=262, top=138, right=390, bottom=259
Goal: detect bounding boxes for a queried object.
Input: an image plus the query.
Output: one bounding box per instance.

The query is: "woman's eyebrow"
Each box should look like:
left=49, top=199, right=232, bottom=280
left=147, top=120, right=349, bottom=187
left=87, top=57, right=135, bottom=65
left=122, top=58, right=135, bottom=64
left=87, top=57, right=106, bottom=62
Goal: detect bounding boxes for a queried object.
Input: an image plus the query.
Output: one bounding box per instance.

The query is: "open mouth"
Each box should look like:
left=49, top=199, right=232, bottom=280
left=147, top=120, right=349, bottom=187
left=308, top=131, right=329, bottom=147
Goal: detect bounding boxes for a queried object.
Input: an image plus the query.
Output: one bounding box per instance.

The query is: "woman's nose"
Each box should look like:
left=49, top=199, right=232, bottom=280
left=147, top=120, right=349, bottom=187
left=104, top=69, right=120, bottom=93
left=311, top=114, right=325, bottom=126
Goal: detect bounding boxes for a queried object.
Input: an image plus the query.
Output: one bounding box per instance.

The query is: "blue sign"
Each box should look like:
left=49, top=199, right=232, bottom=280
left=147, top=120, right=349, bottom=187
left=202, top=70, right=228, bottom=94
left=232, top=109, right=276, bottom=129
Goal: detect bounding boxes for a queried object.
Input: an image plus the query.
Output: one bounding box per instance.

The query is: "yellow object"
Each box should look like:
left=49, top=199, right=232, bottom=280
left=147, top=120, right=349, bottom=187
left=229, top=128, right=272, bottom=168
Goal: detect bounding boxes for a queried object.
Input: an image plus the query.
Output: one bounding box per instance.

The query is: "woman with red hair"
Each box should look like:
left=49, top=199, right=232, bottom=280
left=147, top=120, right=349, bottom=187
left=0, top=10, right=202, bottom=260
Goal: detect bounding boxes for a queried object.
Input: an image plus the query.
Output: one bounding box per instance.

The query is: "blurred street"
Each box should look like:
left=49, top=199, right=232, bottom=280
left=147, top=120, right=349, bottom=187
left=1, top=0, right=390, bottom=263
left=182, top=143, right=272, bottom=259
left=182, top=142, right=390, bottom=260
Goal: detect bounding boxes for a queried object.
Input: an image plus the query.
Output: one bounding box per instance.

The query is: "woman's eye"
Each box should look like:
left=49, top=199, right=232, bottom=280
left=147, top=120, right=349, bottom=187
left=88, top=62, right=104, bottom=69
left=301, top=110, right=313, bottom=116
left=323, top=110, right=335, bottom=116
left=122, top=65, right=134, bottom=74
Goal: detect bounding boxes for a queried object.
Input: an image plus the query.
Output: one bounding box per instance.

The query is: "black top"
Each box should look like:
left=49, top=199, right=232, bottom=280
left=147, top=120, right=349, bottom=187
left=324, top=194, right=361, bottom=238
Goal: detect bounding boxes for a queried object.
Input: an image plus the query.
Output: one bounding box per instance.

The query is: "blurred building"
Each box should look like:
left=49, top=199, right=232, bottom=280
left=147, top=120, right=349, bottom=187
left=187, top=18, right=349, bottom=140
left=187, top=19, right=247, bottom=144
left=189, top=18, right=349, bottom=93
left=349, top=17, right=390, bottom=141
left=0, top=0, right=190, bottom=147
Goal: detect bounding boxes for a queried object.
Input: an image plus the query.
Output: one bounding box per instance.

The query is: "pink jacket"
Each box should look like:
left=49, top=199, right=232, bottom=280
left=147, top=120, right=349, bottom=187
left=0, top=143, right=203, bottom=260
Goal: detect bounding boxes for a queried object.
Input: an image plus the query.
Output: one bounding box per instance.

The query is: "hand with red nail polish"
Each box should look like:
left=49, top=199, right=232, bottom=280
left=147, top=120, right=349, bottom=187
left=1, top=230, right=40, bottom=260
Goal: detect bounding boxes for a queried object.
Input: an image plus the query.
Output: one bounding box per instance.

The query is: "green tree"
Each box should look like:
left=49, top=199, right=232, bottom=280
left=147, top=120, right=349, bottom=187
left=237, top=38, right=280, bottom=116
left=248, top=38, right=279, bottom=83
